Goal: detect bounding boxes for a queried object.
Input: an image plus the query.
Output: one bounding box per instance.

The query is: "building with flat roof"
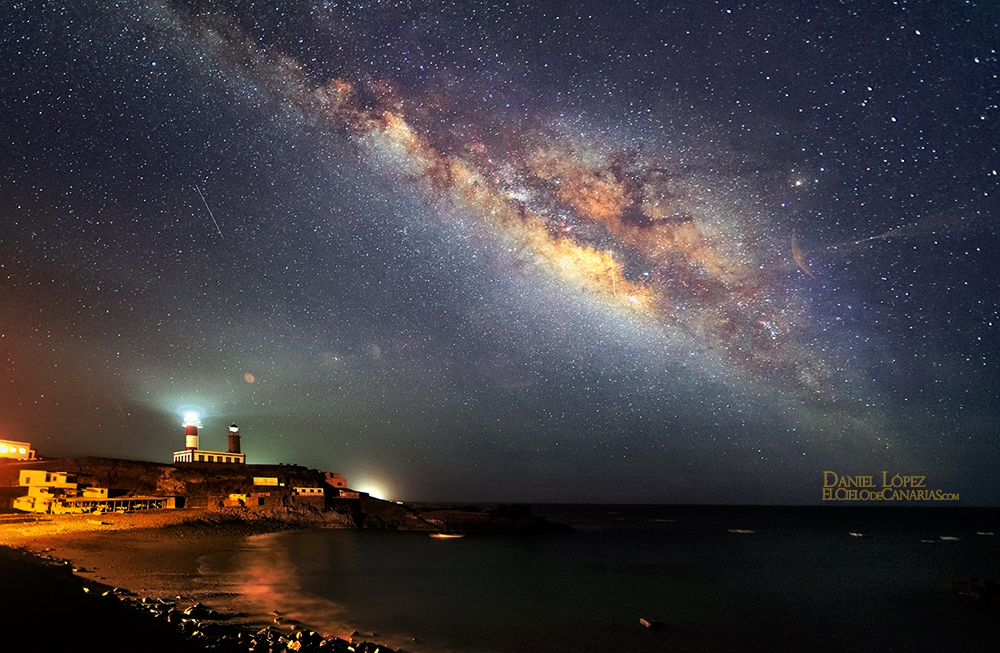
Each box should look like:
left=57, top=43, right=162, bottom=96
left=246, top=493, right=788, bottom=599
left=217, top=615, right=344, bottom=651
left=0, top=439, right=36, bottom=460
left=13, top=469, right=178, bottom=514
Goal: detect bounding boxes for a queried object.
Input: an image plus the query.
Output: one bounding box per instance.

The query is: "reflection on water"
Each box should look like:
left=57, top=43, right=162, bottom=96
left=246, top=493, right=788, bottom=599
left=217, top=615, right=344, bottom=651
left=224, top=507, right=1000, bottom=653
left=228, top=534, right=356, bottom=641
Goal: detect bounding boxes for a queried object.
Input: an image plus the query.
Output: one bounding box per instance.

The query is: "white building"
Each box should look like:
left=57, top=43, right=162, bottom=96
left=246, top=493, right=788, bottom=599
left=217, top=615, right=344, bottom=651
left=0, top=439, right=36, bottom=460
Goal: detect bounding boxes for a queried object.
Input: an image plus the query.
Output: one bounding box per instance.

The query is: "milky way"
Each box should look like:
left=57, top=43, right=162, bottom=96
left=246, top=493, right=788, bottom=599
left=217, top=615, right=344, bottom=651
left=2, top=1, right=998, bottom=503
left=170, top=4, right=840, bottom=397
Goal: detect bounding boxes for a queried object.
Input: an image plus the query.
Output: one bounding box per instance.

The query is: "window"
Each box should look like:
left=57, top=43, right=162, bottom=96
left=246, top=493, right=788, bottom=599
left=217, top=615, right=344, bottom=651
left=198, top=455, right=205, bottom=462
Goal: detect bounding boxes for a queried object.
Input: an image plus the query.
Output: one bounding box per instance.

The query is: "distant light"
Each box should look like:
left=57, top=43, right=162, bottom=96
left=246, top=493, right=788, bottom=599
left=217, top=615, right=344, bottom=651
left=183, top=411, right=202, bottom=427
left=244, top=373, right=255, bottom=383
left=356, top=484, right=386, bottom=500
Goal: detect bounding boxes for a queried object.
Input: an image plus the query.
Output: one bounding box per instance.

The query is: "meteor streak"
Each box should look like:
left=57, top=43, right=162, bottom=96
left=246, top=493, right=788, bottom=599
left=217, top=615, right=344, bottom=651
left=821, top=225, right=913, bottom=253
left=195, top=185, right=224, bottom=239
left=819, top=207, right=986, bottom=256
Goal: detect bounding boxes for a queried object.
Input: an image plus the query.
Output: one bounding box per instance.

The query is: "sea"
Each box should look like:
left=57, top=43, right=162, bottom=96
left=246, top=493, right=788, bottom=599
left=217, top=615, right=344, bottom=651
left=218, top=505, right=1000, bottom=652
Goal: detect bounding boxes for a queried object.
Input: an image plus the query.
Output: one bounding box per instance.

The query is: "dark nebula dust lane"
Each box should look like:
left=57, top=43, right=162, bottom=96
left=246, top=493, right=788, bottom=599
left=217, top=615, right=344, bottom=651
left=1, top=0, right=998, bottom=503
left=162, top=1, right=841, bottom=397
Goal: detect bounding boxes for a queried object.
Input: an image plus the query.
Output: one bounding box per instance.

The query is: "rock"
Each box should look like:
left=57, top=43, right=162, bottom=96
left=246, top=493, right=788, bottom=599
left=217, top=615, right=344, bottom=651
left=354, top=642, right=394, bottom=653
left=182, top=601, right=217, bottom=618
left=256, top=625, right=285, bottom=645
left=325, top=636, right=352, bottom=651
left=197, top=622, right=241, bottom=638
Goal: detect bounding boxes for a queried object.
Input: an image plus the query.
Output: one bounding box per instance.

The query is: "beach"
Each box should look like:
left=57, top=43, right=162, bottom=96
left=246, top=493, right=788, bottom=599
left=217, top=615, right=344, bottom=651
left=0, top=508, right=374, bottom=651
left=0, top=488, right=572, bottom=651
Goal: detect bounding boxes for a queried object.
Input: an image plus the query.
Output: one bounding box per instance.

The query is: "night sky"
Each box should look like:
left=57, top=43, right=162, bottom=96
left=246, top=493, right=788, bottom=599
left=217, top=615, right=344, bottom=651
left=2, top=1, right=998, bottom=504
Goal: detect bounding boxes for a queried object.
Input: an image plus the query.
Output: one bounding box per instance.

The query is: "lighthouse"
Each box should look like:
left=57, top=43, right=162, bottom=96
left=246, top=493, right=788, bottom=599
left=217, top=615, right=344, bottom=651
left=228, top=423, right=241, bottom=454
left=183, top=411, right=201, bottom=450
left=172, top=412, right=247, bottom=465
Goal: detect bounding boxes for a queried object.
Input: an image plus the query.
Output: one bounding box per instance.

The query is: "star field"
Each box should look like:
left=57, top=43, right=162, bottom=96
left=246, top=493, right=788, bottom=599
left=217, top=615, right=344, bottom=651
left=1, top=0, right=998, bottom=503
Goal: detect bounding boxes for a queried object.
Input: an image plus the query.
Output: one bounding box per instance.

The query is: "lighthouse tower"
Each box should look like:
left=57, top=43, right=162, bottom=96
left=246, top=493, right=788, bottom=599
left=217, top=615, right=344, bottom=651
left=183, top=412, right=201, bottom=450
left=228, top=423, right=241, bottom=454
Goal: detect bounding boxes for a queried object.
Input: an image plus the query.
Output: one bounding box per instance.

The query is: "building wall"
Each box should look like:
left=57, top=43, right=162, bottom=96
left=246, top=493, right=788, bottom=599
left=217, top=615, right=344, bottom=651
left=223, top=492, right=275, bottom=508
left=324, top=472, right=348, bottom=488
left=173, top=449, right=246, bottom=464
left=19, top=470, right=77, bottom=489
left=337, top=489, right=367, bottom=499
left=0, top=439, right=35, bottom=460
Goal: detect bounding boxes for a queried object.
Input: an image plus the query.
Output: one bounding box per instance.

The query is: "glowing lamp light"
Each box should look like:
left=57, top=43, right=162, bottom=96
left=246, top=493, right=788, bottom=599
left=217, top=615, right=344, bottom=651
left=356, top=484, right=386, bottom=500
left=182, top=411, right=202, bottom=427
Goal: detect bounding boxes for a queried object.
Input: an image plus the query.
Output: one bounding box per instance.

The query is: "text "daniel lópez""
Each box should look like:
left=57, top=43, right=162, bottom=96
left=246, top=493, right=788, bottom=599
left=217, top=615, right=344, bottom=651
left=822, top=471, right=959, bottom=501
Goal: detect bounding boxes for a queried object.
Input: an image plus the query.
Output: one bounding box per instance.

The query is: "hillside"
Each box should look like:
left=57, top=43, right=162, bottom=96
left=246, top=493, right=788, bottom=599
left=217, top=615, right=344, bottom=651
left=0, top=457, right=571, bottom=533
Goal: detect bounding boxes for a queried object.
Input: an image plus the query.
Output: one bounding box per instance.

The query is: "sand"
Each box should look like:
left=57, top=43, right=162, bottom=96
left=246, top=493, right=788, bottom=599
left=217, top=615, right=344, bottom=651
left=0, top=508, right=360, bottom=643
left=1, top=502, right=564, bottom=651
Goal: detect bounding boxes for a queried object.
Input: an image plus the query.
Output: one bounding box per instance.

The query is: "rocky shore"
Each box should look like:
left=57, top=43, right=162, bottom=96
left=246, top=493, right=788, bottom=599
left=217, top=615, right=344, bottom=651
left=0, top=543, right=399, bottom=652
left=0, top=504, right=570, bottom=652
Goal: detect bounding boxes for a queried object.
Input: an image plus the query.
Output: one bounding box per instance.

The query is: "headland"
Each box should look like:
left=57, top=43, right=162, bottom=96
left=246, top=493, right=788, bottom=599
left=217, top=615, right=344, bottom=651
left=0, top=455, right=570, bottom=651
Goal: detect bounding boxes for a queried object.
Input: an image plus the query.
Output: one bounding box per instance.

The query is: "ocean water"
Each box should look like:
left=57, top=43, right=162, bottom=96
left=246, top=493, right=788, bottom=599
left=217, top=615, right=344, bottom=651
left=226, top=506, right=1000, bottom=652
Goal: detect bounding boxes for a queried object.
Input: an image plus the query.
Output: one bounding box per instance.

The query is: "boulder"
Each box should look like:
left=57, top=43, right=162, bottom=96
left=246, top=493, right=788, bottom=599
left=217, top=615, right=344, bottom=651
left=182, top=602, right=217, bottom=618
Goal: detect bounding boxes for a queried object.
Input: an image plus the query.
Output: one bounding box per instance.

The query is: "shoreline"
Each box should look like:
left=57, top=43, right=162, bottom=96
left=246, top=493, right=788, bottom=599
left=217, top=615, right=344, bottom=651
left=0, top=497, right=570, bottom=651
left=0, top=508, right=396, bottom=651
